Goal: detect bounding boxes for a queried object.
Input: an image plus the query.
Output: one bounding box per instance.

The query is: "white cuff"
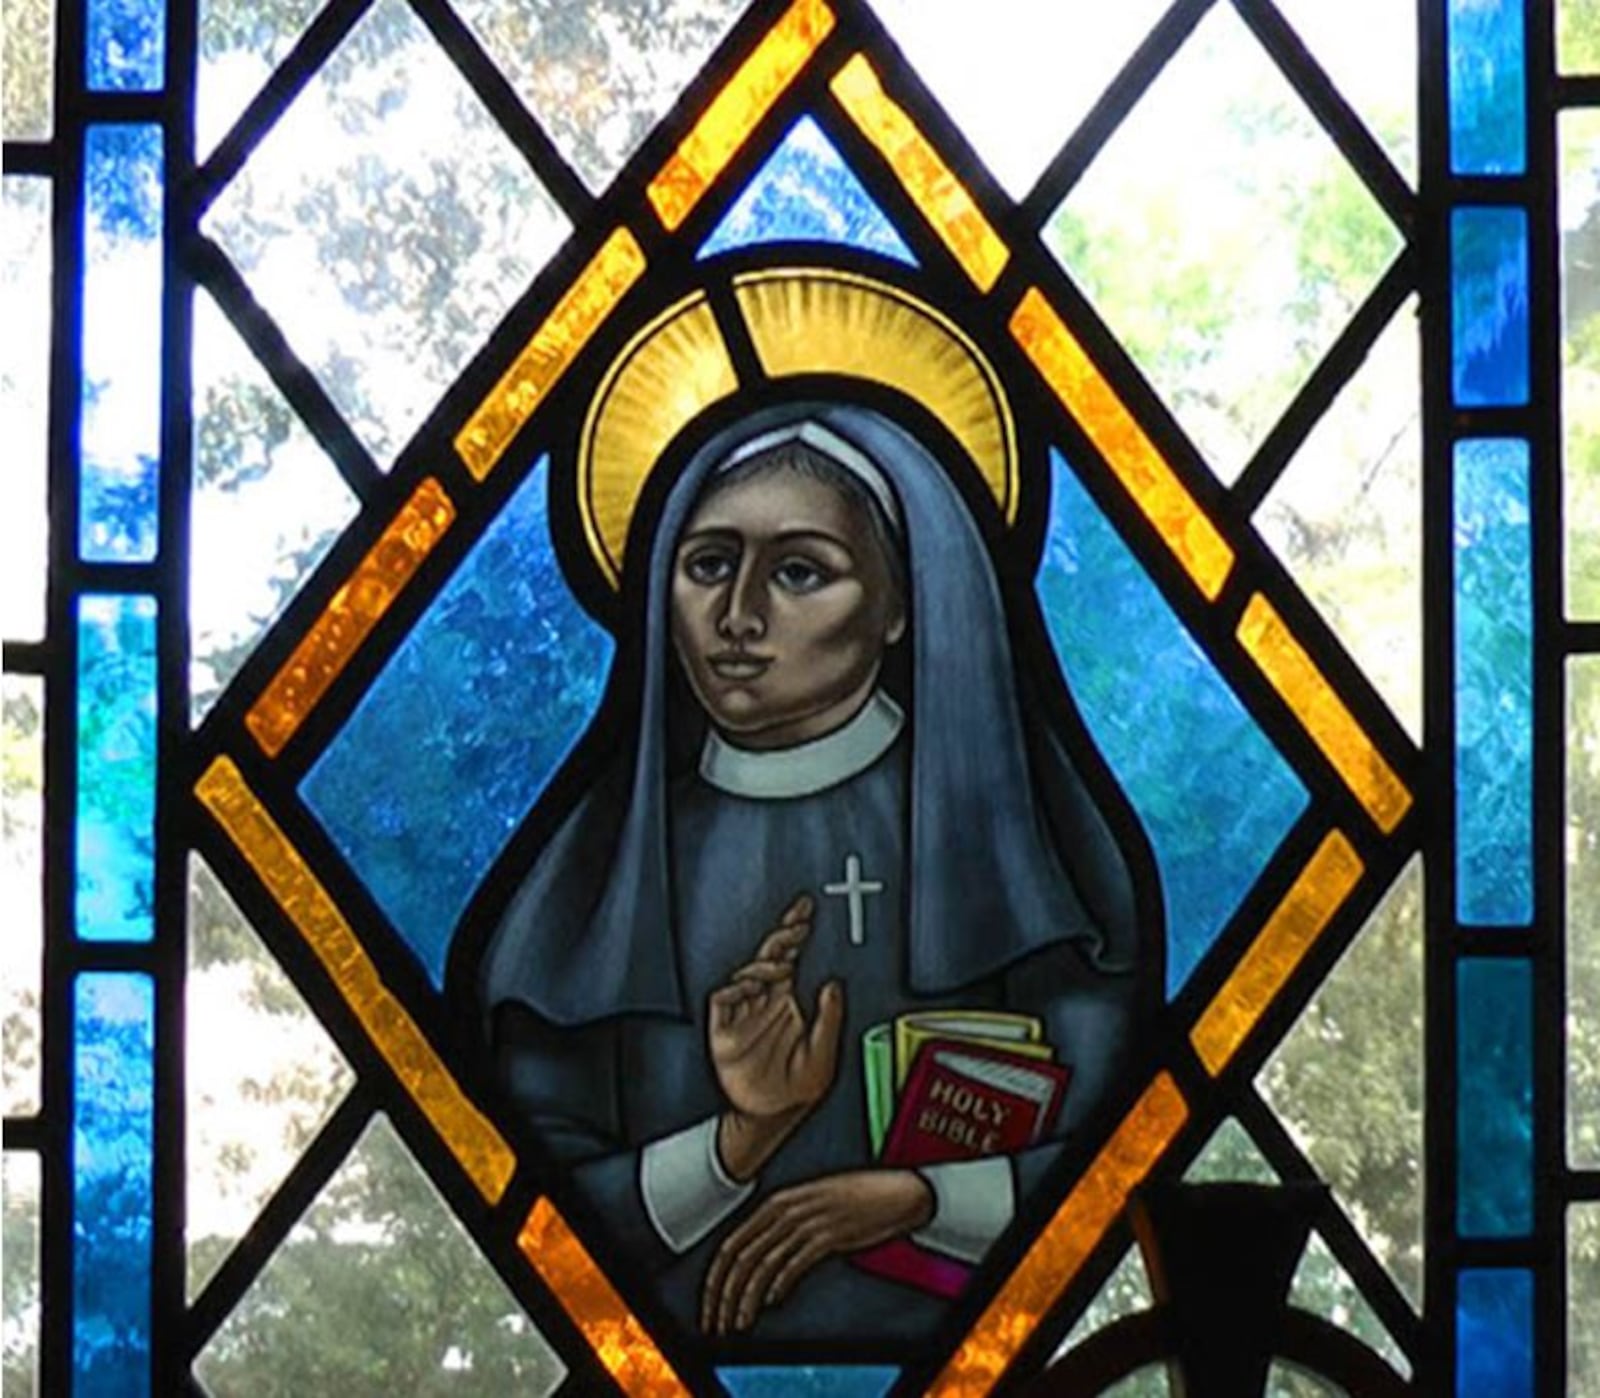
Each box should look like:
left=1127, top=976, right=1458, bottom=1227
left=640, top=1117, right=754, bottom=1254
left=911, top=1156, right=1015, bottom=1264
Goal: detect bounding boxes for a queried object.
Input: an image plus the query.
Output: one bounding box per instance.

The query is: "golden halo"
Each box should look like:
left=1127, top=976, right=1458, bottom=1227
left=578, top=267, right=1019, bottom=587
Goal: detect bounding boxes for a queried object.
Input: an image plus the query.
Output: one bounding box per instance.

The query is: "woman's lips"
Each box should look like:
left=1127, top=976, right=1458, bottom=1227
left=708, top=653, right=773, bottom=680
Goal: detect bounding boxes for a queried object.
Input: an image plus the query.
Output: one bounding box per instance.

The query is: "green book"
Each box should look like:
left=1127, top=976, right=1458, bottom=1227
left=862, top=1022, right=895, bottom=1157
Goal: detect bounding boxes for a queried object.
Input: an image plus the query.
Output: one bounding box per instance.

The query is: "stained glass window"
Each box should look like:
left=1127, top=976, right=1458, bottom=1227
left=1, top=0, right=1592, bottom=1393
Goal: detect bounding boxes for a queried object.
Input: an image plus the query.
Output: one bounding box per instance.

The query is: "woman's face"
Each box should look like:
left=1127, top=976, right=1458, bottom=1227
left=670, top=468, right=905, bottom=751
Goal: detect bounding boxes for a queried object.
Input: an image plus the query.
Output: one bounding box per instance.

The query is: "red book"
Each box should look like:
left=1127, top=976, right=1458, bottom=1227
left=853, top=1039, right=1072, bottom=1297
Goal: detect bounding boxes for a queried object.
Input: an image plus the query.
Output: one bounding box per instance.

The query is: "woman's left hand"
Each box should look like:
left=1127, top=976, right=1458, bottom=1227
left=699, top=1169, right=935, bottom=1335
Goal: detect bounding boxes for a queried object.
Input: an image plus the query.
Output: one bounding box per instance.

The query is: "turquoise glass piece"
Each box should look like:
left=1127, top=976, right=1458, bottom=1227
left=87, top=0, right=165, bottom=90
left=74, top=973, right=154, bottom=1398
left=1457, top=1269, right=1533, bottom=1397
left=301, top=458, right=612, bottom=986
left=699, top=116, right=917, bottom=265
left=1452, top=207, right=1529, bottom=407
left=76, top=595, right=158, bottom=943
left=1449, top=0, right=1526, bottom=175
left=1037, top=453, right=1309, bottom=996
left=81, top=124, right=163, bottom=562
left=718, top=1368, right=899, bottom=1398
left=1458, top=958, right=1533, bottom=1236
left=1454, top=440, right=1532, bottom=926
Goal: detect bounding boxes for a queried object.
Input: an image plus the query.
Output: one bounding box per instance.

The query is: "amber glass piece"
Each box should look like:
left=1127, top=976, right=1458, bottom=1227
left=830, top=54, right=1009, bottom=293
left=1009, top=287, right=1234, bottom=600
left=246, top=478, right=455, bottom=757
left=456, top=227, right=647, bottom=481
left=195, top=757, right=514, bottom=1202
left=646, top=0, right=835, bottom=232
left=1191, top=829, right=1365, bottom=1077
left=1236, top=593, right=1413, bottom=833
left=929, top=1073, right=1188, bottom=1394
left=518, top=1198, right=689, bottom=1395
left=733, top=267, right=1017, bottom=519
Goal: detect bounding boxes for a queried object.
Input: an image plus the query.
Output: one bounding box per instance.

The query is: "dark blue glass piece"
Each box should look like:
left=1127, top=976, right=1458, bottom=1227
left=1037, top=453, right=1309, bottom=996
left=699, top=116, right=917, bottom=265
left=301, top=458, right=612, bottom=986
left=1457, top=958, right=1533, bottom=1236
left=1457, top=1269, right=1533, bottom=1397
left=76, top=595, right=158, bottom=943
left=81, top=124, right=163, bottom=562
left=87, top=0, right=166, bottom=91
left=1454, top=439, right=1532, bottom=926
left=74, top=973, right=153, bottom=1398
left=1449, top=0, right=1526, bottom=175
left=1452, top=207, right=1529, bottom=408
left=718, top=1368, right=899, bottom=1398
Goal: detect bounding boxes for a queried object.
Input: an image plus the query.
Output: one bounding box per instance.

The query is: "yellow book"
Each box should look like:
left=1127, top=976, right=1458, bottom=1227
left=891, top=1010, right=1052, bottom=1090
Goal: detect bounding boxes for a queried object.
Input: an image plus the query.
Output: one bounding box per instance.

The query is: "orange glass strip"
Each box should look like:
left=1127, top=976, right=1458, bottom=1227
left=519, top=1198, right=689, bottom=1395
left=1237, top=593, right=1414, bottom=833
left=830, top=54, right=1009, bottom=293
left=1009, top=287, right=1234, bottom=600
left=647, top=0, right=835, bottom=231
left=246, top=478, right=455, bottom=758
left=455, top=228, right=647, bottom=481
left=1191, top=829, right=1365, bottom=1077
left=928, top=1073, right=1188, bottom=1395
left=196, top=756, right=515, bottom=1203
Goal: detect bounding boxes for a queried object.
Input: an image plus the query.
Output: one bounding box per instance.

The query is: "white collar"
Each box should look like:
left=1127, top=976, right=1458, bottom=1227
left=699, top=692, right=904, bottom=799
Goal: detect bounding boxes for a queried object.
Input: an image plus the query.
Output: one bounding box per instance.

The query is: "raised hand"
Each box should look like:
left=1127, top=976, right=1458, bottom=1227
left=700, top=1169, right=935, bottom=1334
left=709, top=894, right=845, bottom=1124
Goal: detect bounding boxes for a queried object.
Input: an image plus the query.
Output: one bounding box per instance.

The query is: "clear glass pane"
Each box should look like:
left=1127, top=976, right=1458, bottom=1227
left=1258, top=859, right=1423, bottom=1306
left=2, top=176, right=52, bottom=642
left=1054, top=1245, right=1152, bottom=1359
left=1570, top=657, right=1600, bottom=1168
left=190, top=292, right=358, bottom=724
left=1, top=1151, right=41, bottom=1397
left=1561, top=109, right=1600, bottom=619
left=186, top=854, right=354, bottom=1301
left=1184, top=1117, right=1276, bottom=1183
left=1044, top=5, right=1402, bottom=483
left=1274, top=0, right=1416, bottom=185
left=1558, top=0, right=1600, bottom=75
left=1256, top=298, right=1421, bottom=742
left=2, top=676, right=43, bottom=1117
left=871, top=0, right=1170, bottom=200
left=1102, top=1367, right=1171, bottom=1397
left=1572, top=1205, right=1600, bottom=1392
left=452, top=0, right=749, bottom=193
left=203, top=0, right=570, bottom=468
left=195, top=1114, right=566, bottom=1395
left=1, top=0, right=54, bottom=139
left=1267, top=1363, right=1344, bottom=1396
left=196, top=0, right=327, bottom=156
left=1288, top=1232, right=1410, bottom=1378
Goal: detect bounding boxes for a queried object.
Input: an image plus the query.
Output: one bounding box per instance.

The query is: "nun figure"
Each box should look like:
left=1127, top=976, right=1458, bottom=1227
left=471, top=401, right=1161, bottom=1343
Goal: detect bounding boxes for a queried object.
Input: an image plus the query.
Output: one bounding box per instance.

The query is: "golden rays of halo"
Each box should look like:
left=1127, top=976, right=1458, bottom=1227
left=577, top=268, right=1019, bottom=587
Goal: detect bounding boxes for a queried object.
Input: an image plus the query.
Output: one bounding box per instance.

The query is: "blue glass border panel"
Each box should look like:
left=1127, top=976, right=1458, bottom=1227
left=81, top=124, right=163, bottom=562
left=1451, top=207, right=1529, bottom=408
left=73, top=973, right=154, bottom=1398
left=1448, top=0, right=1526, bottom=175
left=86, top=0, right=166, bottom=91
left=1453, top=439, right=1532, bottom=926
left=719, top=1367, right=899, bottom=1398
left=1457, top=958, right=1533, bottom=1236
left=1457, top=1269, right=1533, bottom=1397
left=301, top=458, right=612, bottom=985
left=76, top=595, right=158, bottom=943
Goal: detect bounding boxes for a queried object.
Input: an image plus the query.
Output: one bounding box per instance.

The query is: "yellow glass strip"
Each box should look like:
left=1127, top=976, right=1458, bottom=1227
left=519, top=1198, right=689, bottom=1395
left=195, top=756, right=515, bottom=1203
left=646, top=0, right=835, bottom=231
left=830, top=54, right=1010, bottom=293
left=929, top=1073, right=1188, bottom=1395
left=455, top=228, right=647, bottom=481
left=733, top=267, right=1018, bottom=521
left=246, top=478, right=455, bottom=758
left=1237, top=593, right=1414, bottom=833
left=1009, top=287, right=1235, bottom=601
left=1191, top=829, right=1365, bottom=1077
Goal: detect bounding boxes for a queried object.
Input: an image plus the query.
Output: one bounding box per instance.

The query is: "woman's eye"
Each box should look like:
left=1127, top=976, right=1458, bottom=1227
left=683, top=551, right=736, bottom=585
left=773, top=559, right=830, bottom=594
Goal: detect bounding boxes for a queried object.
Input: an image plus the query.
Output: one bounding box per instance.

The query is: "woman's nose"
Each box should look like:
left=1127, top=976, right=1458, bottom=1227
left=717, top=560, right=767, bottom=641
